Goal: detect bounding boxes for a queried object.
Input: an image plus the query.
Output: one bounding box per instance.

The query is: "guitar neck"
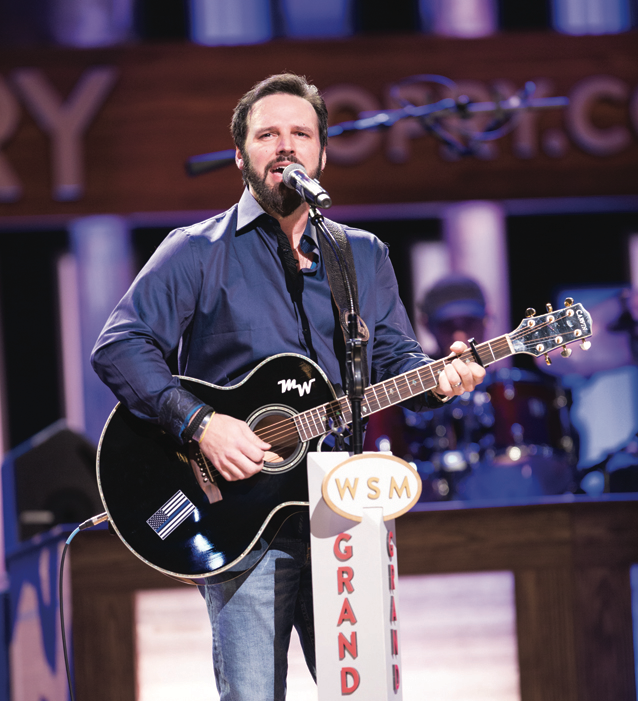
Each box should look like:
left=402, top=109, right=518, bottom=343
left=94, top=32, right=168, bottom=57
left=293, top=334, right=514, bottom=442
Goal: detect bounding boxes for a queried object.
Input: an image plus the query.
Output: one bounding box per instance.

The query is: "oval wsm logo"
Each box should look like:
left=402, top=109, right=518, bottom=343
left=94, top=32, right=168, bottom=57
left=322, top=454, right=422, bottom=522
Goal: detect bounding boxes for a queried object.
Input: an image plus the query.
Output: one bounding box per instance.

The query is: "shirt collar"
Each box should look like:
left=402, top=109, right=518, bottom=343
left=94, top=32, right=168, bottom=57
left=236, top=188, right=270, bottom=233
left=235, top=187, right=319, bottom=250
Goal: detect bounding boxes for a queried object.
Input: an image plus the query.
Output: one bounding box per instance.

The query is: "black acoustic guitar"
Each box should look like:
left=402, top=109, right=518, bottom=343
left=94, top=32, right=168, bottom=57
left=97, top=301, right=592, bottom=584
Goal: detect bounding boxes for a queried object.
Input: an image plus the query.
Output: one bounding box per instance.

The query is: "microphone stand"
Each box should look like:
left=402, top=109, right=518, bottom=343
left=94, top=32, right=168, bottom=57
left=309, top=205, right=366, bottom=455
left=185, top=78, right=568, bottom=175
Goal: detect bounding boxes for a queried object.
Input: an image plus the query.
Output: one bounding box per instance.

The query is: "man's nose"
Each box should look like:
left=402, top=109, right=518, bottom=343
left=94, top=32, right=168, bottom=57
left=276, top=132, right=294, bottom=154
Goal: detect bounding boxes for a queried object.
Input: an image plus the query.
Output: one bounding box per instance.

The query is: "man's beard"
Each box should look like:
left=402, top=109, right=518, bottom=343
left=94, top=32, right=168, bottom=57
left=242, top=153, right=323, bottom=218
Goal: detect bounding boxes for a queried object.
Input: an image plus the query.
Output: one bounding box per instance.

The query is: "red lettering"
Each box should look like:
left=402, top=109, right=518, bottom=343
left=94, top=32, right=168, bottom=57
left=338, top=566, right=355, bottom=594
left=390, top=596, right=397, bottom=622
left=387, top=530, right=394, bottom=558
left=393, top=664, right=400, bottom=692
left=338, top=631, right=358, bottom=660
left=391, top=628, right=398, bottom=656
left=334, top=533, right=353, bottom=561
left=388, top=564, right=395, bottom=591
left=337, top=597, right=358, bottom=626
left=341, top=667, right=360, bottom=695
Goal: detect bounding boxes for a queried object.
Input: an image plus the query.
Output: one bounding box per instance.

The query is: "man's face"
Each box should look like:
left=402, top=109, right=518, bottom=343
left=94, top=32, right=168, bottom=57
left=431, top=315, right=486, bottom=354
left=236, top=93, right=326, bottom=218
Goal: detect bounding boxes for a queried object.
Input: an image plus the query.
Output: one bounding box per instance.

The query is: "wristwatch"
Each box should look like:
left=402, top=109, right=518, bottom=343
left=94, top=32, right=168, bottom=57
left=193, top=410, right=214, bottom=443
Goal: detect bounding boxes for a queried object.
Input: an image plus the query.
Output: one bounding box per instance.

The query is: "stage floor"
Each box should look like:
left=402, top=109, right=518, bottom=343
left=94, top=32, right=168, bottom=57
left=135, top=571, right=520, bottom=701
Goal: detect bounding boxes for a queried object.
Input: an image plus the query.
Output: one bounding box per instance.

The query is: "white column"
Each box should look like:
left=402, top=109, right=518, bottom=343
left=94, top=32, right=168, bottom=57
left=0, top=301, right=9, bottom=594
left=551, top=0, right=632, bottom=34
left=409, top=241, right=451, bottom=355
left=420, top=0, right=498, bottom=37
left=50, top=0, right=134, bottom=46
left=443, top=201, right=510, bottom=343
left=190, top=0, right=273, bottom=45
left=629, top=233, right=638, bottom=290
left=280, top=0, right=353, bottom=37
left=69, top=215, right=134, bottom=444
left=57, top=254, right=85, bottom=434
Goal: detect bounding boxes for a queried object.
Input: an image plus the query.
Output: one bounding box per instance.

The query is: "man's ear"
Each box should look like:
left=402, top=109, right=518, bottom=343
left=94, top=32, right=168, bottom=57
left=235, top=148, right=244, bottom=171
left=320, top=148, right=327, bottom=173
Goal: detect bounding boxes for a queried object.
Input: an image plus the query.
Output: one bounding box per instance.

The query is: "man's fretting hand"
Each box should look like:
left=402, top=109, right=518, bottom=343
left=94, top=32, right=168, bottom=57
left=432, top=341, right=486, bottom=400
left=198, top=413, right=271, bottom=481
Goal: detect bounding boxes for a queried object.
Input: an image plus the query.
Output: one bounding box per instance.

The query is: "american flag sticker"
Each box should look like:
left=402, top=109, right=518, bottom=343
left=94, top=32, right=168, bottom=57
left=146, top=491, right=196, bottom=540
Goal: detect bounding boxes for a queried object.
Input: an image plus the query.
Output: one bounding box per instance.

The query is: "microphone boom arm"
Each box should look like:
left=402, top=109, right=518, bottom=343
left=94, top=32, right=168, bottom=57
left=185, top=78, right=568, bottom=175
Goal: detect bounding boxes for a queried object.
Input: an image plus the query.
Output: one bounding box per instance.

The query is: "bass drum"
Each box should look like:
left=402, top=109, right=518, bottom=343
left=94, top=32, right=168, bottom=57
left=363, top=368, right=577, bottom=502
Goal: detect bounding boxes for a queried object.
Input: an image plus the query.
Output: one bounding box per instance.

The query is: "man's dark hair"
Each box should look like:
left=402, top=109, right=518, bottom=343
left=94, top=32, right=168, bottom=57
left=231, top=73, right=328, bottom=154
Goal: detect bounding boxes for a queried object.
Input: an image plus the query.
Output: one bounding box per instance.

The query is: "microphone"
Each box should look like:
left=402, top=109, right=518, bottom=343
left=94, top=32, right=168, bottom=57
left=282, top=164, right=332, bottom=209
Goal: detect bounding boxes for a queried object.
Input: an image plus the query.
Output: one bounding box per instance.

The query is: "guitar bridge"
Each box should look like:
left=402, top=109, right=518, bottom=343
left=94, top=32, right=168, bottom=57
left=187, top=444, right=223, bottom=504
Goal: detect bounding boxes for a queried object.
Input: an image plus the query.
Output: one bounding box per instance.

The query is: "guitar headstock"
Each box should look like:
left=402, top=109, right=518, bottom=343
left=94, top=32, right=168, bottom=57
left=509, top=298, right=593, bottom=363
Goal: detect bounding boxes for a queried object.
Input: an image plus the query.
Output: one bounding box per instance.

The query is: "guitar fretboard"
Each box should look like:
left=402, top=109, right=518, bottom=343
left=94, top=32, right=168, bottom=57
left=293, top=334, right=513, bottom=442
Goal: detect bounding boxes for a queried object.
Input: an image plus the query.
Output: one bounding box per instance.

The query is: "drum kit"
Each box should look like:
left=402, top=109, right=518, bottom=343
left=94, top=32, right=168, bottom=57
left=364, top=367, right=578, bottom=502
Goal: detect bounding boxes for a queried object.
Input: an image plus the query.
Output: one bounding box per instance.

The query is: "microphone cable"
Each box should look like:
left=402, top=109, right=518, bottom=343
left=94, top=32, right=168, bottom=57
left=59, top=512, right=109, bottom=701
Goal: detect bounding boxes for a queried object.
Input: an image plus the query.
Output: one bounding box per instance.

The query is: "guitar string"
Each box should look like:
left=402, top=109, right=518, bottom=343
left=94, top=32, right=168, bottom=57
left=205, top=313, right=586, bottom=461
left=251, top=328, right=557, bottom=448
left=250, top=344, right=498, bottom=448
left=252, top=337, right=515, bottom=446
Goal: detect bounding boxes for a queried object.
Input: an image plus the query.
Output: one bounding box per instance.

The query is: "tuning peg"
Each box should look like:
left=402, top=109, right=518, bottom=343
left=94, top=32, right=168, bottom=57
left=580, top=340, right=591, bottom=351
left=546, top=303, right=553, bottom=313
left=526, top=308, right=536, bottom=318
left=544, top=353, right=552, bottom=366
left=564, top=297, right=574, bottom=307
left=561, top=345, right=572, bottom=358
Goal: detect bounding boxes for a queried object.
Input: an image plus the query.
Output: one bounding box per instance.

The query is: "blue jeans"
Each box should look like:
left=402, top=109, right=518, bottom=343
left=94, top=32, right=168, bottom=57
left=200, top=523, right=316, bottom=701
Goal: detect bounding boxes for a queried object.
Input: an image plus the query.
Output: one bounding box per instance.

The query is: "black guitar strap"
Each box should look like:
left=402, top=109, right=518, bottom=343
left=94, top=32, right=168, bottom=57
left=315, top=218, right=369, bottom=377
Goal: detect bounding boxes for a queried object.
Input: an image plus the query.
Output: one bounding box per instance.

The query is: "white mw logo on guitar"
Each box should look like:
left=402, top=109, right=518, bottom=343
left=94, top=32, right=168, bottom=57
left=278, top=378, right=316, bottom=396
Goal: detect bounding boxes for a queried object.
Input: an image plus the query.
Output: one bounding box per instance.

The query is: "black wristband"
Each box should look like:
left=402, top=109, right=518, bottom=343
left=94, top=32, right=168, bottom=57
left=182, top=404, right=214, bottom=443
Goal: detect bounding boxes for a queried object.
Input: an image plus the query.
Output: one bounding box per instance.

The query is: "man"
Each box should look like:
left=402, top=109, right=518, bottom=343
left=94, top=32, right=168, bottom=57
left=92, top=74, right=485, bottom=700
left=419, top=274, right=488, bottom=357
left=364, top=275, right=491, bottom=498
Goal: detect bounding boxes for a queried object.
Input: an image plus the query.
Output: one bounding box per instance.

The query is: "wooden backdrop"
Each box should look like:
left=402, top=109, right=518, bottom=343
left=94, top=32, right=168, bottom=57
left=0, top=30, right=636, bottom=219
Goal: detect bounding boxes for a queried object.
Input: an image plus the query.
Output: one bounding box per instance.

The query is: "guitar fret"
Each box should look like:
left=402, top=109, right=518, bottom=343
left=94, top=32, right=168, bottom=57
left=306, top=410, right=318, bottom=439
left=421, top=363, right=437, bottom=391
left=367, top=381, right=389, bottom=410
left=365, top=387, right=383, bottom=414
left=296, top=412, right=312, bottom=442
left=493, top=337, right=512, bottom=361
left=320, top=406, right=332, bottom=433
left=405, top=369, right=423, bottom=396
left=293, top=414, right=309, bottom=442
left=482, top=341, right=497, bottom=364
left=309, top=408, right=323, bottom=438
left=364, top=387, right=378, bottom=414
left=314, top=406, right=327, bottom=435
left=339, top=397, right=352, bottom=424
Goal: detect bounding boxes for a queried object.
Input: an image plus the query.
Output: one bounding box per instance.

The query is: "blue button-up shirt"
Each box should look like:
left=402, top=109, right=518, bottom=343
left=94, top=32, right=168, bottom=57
left=92, top=189, right=437, bottom=441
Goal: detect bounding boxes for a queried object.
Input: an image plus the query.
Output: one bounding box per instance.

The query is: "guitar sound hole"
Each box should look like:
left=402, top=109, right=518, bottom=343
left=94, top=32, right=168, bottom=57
left=248, top=406, right=307, bottom=473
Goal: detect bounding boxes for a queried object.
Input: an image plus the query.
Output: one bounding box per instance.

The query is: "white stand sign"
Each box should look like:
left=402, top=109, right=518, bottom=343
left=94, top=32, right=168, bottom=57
left=308, top=452, right=421, bottom=700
